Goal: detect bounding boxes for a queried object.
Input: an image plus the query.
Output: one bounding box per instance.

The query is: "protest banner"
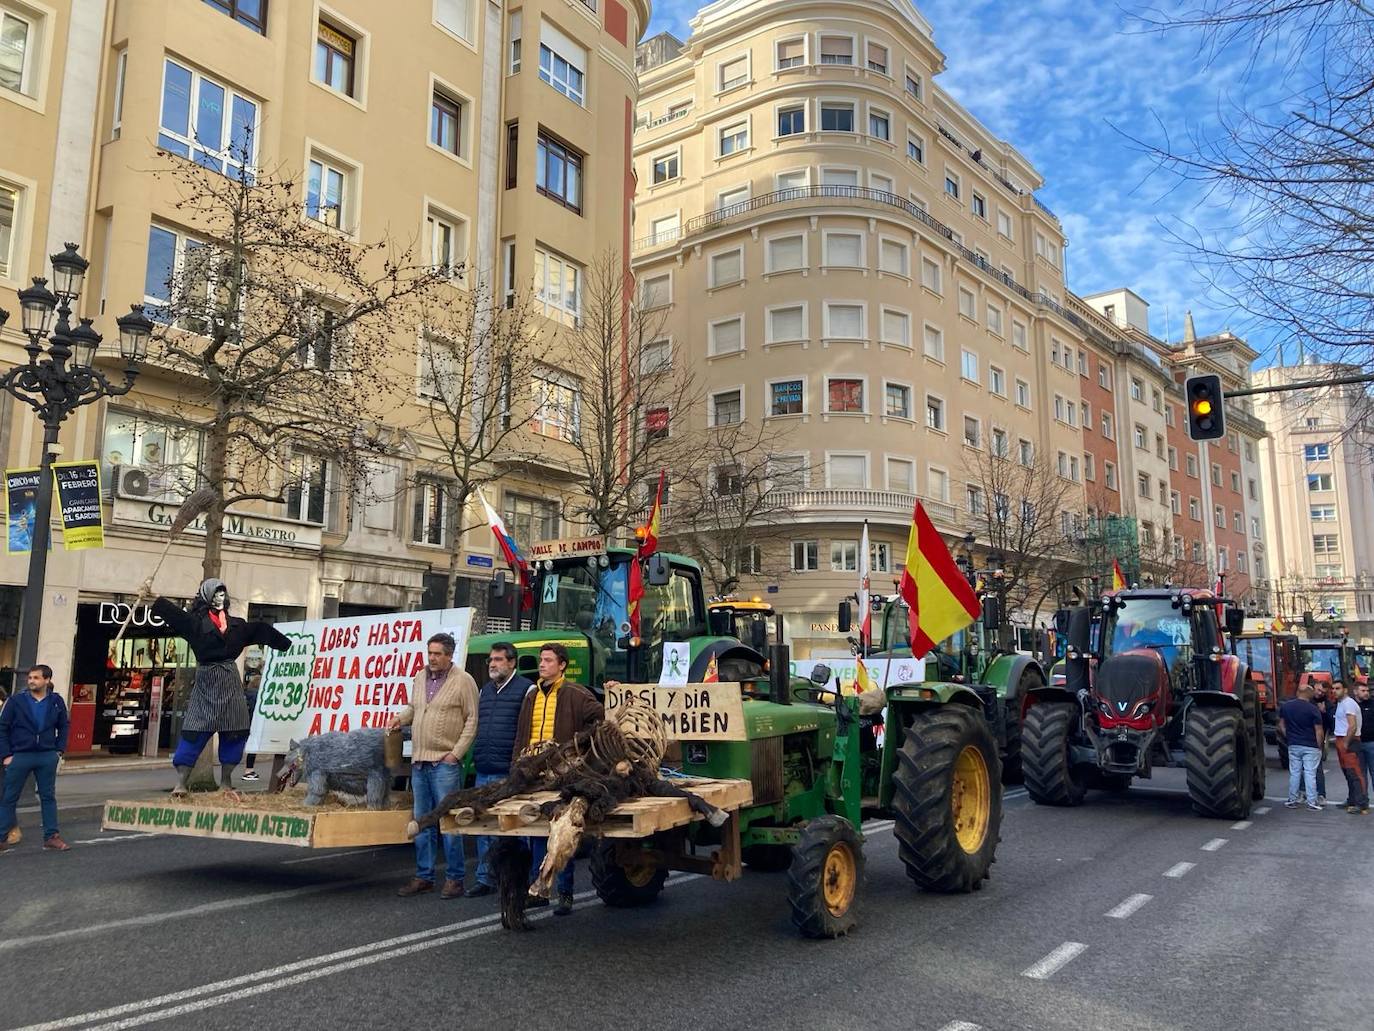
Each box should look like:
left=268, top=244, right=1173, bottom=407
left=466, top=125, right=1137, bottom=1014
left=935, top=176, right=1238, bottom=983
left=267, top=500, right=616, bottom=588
left=247, top=607, right=473, bottom=754
left=790, top=656, right=926, bottom=692
left=5, top=467, right=40, bottom=554
left=52, top=460, right=104, bottom=549
left=604, top=681, right=747, bottom=741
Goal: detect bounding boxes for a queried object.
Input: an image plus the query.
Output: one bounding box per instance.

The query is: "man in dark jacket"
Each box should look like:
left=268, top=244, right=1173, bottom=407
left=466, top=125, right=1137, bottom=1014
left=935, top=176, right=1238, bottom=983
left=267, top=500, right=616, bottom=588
left=514, top=643, right=603, bottom=915
left=0, top=665, right=71, bottom=851
left=468, top=642, right=534, bottom=897
left=1356, top=682, right=1374, bottom=795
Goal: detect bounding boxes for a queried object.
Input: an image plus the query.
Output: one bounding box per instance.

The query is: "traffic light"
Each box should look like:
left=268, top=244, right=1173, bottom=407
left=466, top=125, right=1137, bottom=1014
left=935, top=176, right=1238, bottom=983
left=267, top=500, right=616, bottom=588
left=1185, top=373, right=1225, bottom=441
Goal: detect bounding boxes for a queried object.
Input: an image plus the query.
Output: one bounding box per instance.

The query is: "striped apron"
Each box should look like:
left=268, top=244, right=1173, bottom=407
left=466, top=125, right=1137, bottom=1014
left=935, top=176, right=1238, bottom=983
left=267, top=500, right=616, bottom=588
left=182, top=660, right=249, bottom=733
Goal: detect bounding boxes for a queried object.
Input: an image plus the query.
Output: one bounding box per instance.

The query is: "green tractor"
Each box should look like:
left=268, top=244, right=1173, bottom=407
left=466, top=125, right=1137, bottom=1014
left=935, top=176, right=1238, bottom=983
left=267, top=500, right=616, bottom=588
left=470, top=547, right=1002, bottom=937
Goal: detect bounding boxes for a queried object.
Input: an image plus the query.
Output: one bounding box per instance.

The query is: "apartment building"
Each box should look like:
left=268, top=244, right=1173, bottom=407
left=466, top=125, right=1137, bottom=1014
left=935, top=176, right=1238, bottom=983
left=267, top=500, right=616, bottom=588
left=1254, top=361, right=1374, bottom=638
left=0, top=0, right=647, bottom=701
left=631, top=0, right=1087, bottom=654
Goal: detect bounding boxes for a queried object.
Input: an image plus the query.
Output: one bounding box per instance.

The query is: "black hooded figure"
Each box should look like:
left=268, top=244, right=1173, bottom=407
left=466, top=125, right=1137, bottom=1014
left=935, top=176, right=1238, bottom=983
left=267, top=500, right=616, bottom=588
left=152, top=579, right=291, bottom=795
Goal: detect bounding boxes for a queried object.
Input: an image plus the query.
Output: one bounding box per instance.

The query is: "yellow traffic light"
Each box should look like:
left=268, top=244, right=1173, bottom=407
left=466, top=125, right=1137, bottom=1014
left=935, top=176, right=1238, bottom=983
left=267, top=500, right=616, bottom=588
left=1193, top=398, right=1213, bottom=416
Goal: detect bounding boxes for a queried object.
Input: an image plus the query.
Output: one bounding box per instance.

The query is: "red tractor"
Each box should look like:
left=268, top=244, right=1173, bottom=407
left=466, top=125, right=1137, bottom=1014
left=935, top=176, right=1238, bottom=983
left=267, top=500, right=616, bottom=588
left=1234, top=631, right=1300, bottom=765
left=1022, top=588, right=1266, bottom=820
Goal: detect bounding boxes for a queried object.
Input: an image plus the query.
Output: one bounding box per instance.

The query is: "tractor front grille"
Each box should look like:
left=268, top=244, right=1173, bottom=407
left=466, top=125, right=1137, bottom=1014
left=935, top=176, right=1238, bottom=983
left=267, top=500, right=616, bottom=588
left=750, top=736, right=785, bottom=805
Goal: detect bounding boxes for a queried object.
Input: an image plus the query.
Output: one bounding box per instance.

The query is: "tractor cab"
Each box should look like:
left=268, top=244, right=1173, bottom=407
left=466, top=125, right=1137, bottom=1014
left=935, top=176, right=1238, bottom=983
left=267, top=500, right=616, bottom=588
left=708, top=597, right=782, bottom=655
left=1234, top=632, right=1299, bottom=713
left=1297, top=638, right=1362, bottom=690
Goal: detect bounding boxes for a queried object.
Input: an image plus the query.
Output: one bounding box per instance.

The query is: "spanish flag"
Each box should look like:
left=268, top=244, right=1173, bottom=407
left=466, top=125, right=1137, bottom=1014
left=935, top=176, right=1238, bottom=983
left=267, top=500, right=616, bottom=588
left=703, top=653, right=720, bottom=683
left=1111, top=559, right=1127, bottom=591
left=629, top=470, right=666, bottom=637
left=855, top=655, right=876, bottom=696
left=898, top=502, right=981, bottom=655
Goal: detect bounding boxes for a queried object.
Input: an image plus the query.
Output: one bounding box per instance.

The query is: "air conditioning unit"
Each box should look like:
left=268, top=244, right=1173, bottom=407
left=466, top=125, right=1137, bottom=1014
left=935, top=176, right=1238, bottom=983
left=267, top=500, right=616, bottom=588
left=113, top=465, right=157, bottom=500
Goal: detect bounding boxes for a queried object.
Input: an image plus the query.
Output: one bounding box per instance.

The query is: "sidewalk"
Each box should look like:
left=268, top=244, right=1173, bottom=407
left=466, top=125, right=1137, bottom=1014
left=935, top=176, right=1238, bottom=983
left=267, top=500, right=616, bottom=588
left=14, top=763, right=274, bottom=814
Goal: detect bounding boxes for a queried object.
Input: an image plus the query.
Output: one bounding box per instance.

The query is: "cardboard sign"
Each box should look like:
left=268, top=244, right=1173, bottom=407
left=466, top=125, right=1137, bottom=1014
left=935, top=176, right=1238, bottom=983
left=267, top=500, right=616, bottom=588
left=527, top=535, right=606, bottom=560
left=660, top=642, right=691, bottom=684
left=604, top=682, right=747, bottom=741
left=247, top=608, right=473, bottom=754
left=102, top=801, right=315, bottom=846
left=53, top=460, right=104, bottom=550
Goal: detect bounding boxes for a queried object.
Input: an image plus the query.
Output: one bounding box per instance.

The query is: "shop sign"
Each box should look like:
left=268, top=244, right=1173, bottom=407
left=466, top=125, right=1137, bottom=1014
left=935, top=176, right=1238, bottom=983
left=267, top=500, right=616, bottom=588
left=527, top=535, right=606, bottom=560
left=97, top=602, right=168, bottom=628
left=112, top=497, right=322, bottom=550
left=247, top=607, right=473, bottom=754
left=53, top=461, right=104, bottom=550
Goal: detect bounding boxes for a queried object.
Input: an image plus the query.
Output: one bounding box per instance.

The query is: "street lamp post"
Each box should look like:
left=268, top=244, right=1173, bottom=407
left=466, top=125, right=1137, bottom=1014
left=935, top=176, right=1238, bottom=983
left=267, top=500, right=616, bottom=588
left=0, top=242, right=152, bottom=672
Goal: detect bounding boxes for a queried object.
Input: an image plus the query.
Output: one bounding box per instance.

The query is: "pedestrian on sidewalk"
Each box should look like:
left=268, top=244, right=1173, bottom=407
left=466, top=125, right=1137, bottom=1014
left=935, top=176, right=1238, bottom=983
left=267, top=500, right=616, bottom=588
left=241, top=671, right=261, bottom=782
left=1356, top=682, right=1374, bottom=795
left=389, top=633, right=479, bottom=900
left=467, top=643, right=533, bottom=898
left=1332, top=681, right=1369, bottom=814
left=514, top=643, right=602, bottom=916
left=1279, top=683, right=1324, bottom=811
left=0, top=665, right=71, bottom=851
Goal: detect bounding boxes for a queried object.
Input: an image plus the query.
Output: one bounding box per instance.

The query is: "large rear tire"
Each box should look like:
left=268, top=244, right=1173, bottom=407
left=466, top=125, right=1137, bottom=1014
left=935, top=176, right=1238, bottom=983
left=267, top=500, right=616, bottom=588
left=1184, top=705, right=1253, bottom=820
left=1021, top=701, right=1088, bottom=807
left=892, top=704, right=1001, bottom=893
left=787, top=816, right=864, bottom=938
left=1000, top=670, right=1041, bottom=784
left=590, top=841, right=668, bottom=907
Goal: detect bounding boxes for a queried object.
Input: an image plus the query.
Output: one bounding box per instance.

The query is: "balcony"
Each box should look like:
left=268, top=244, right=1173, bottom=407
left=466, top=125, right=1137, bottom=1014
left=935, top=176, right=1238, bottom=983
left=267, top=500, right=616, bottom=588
left=770, top=488, right=959, bottom=528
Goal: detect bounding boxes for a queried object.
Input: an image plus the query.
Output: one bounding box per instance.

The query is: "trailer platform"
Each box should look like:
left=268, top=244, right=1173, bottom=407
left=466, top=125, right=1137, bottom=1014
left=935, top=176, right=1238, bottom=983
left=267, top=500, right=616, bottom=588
left=100, top=796, right=414, bottom=849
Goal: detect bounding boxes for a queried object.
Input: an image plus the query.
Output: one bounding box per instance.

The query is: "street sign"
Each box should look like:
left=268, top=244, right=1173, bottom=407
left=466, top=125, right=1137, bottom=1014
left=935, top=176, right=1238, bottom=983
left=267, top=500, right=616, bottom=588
left=465, top=554, right=494, bottom=568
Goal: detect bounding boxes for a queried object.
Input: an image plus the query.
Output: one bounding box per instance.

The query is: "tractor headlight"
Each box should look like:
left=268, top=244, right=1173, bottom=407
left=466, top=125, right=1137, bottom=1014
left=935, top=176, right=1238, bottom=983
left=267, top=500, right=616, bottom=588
left=1134, top=701, right=1155, bottom=716
left=1097, top=700, right=1111, bottom=714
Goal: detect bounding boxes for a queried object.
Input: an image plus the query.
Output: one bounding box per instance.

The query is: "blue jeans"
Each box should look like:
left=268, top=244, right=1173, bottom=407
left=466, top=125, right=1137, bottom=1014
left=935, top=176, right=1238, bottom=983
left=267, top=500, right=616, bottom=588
left=1288, top=744, right=1321, bottom=806
left=528, top=834, right=575, bottom=896
left=0, top=751, right=60, bottom=840
left=411, top=761, right=465, bottom=884
left=473, top=771, right=504, bottom=888
left=1361, top=742, right=1374, bottom=793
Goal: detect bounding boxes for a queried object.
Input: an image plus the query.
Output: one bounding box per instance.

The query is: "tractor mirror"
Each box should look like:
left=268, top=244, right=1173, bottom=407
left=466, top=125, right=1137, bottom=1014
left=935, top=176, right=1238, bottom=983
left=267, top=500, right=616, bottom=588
left=492, top=570, right=508, bottom=598
left=1225, top=607, right=1246, bottom=637
left=749, top=619, right=769, bottom=652
left=837, top=601, right=852, bottom=634
left=1065, top=606, right=1092, bottom=655
left=809, top=663, right=832, bottom=685
left=646, top=552, right=672, bottom=586
left=982, top=593, right=1003, bottom=630
left=708, top=610, right=732, bottom=637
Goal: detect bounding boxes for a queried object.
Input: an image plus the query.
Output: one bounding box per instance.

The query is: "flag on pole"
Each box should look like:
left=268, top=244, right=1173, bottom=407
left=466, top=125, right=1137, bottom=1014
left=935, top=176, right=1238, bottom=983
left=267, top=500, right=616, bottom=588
left=855, top=655, right=876, bottom=696
left=703, top=653, right=720, bottom=683
left=858, top=519, right=872, bottom=650
left=1111, top=559, right=1127, bottom=591
left=629, top=470, right=667, bottom=639
left=479, top=487, right=531, bottom=608
left=898, top=502, right=982, bottom=655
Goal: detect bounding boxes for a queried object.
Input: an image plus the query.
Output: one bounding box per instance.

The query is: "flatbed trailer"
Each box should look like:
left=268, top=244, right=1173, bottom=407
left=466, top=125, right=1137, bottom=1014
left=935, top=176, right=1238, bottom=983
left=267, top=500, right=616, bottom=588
left=100, top=796, right=414, bottom=848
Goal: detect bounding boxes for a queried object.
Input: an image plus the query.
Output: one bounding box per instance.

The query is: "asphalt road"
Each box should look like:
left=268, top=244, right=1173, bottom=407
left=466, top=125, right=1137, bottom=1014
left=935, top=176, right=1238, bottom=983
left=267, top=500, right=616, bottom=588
left=2, top=747, right=1369, bottom=1031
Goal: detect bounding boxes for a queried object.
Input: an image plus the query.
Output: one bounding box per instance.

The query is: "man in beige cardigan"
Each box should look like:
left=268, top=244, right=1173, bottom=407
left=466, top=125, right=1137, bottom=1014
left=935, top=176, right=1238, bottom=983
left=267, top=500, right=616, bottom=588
left=388, top=632, right=479, bottom=899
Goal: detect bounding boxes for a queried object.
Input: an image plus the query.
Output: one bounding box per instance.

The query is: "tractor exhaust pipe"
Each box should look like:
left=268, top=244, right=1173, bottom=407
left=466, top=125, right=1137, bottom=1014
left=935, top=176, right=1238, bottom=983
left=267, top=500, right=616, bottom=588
left=770, top=643, right=792, bottom=705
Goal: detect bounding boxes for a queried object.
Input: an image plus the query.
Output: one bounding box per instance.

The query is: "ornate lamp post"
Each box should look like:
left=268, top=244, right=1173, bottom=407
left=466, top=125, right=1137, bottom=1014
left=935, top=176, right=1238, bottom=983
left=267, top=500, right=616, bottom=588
left=0, top=243, right=152, bottom=670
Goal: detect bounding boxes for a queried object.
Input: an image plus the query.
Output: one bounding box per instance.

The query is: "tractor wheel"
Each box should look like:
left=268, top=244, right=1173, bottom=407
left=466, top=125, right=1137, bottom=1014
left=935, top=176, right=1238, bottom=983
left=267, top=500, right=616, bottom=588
left=1184, top=705, right=1254, bottom=820
left=1000, top=670, right=1043, bottom=785
left=891, top=704, right=1001, bottom=893
left=590, top=841, right=668, bottom=908
left=1021, top=702, right=1088, bottom=807
left=787, top=816, right=864, bottom=938
left=1244, top=685, right=1267, bottom=801
left=743, top=844, right=794, bottom=872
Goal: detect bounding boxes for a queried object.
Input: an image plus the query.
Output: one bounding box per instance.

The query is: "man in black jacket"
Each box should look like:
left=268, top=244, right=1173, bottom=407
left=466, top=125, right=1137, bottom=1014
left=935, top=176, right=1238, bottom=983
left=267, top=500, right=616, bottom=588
left=467, top=642, right=533, bottom=897
left=1356, top=682, right=1374, bottom=794
left=0, top=665, right=70, bottom=851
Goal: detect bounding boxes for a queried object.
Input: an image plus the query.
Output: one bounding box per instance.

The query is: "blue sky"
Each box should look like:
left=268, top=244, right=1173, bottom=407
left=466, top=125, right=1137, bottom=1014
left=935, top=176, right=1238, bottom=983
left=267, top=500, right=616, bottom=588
left=646, top=1, right=1299, bottom=365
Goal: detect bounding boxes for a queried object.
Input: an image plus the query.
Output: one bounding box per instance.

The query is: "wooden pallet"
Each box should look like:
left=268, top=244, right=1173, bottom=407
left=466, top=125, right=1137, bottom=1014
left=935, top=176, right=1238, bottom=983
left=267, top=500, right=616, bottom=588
left=439, top=777, right=753, bottom=839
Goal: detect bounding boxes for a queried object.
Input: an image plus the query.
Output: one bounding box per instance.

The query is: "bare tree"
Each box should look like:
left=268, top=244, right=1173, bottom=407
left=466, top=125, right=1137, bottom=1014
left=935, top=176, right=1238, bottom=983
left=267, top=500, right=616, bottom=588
left=1132, top=1, right=1374, bottom=368
left=139, top=150, right=446, bottom=578
left=561, top=251, right=700, bottom=539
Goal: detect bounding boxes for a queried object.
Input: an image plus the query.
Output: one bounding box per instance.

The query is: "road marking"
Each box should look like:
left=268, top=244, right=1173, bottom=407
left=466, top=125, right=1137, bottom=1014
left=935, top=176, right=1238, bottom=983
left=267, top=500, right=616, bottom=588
left=14, top=876, right=699, bottom=1031
left=1230, top=820, right=1252, bottom=831
left=1253, top=806, right=1270, bottom=816
left=70, top=834, right=155, bottom=846
left=938, top=1023, right=984, bottom=1031
left=1021, top=942, right=1087, bottom=980
left=1163, top=862, right=1195, bottom=878
left=1201, top=838, right=1228, bottom=851
left=0, top=875, right=388, bottom=953
left=863, top=820, right=895, bottom=836
left=1003, top=788, right=1028, bottom=799
left=1105, top=893, right=1152, bottom=919
left=281, top=847, right=390, bottom=865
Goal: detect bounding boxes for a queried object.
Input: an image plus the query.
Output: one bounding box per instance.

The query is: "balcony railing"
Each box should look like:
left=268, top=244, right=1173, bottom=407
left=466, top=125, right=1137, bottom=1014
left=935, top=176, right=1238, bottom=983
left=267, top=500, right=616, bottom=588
left=635, top=106, right=693, bottom=133
left=769, top=488, right=959, bottom=527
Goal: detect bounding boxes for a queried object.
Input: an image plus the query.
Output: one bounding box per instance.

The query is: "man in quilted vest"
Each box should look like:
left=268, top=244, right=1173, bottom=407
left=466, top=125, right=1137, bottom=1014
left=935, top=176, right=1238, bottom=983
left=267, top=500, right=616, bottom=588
left=466, top=642, right=533, bottom=897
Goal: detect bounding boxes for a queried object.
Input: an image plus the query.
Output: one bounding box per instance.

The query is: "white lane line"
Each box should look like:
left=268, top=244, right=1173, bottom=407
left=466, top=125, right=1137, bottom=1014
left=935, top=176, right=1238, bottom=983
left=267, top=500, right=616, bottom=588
left=14, top=876, right=699, bottom=1031
left=1003, top=788, right=1028, bottom=799
left=1163, top=861, right=1195, bottom=879
left=938, top=1023, right=984, bottom=1031
left=1022, top=942, right=1087, bottom=980
left=1253, top=806, right=1271, bottom=816
left=281, top=846, right=389, bottom=865
left=70, top=834, right=155, bottom=846
left=1104, top=893, right=1153, bottom=919
left=1201, top=838, right=1228, bottom=852
left=1230, top=820, right=1252, bottom=831
left=0, top=875, right=387, bottom=952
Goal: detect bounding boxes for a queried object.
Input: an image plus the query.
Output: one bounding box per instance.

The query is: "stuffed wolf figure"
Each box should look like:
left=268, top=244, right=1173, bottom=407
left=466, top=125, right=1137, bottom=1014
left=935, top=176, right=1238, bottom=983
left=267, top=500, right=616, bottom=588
left=280, top=728, right=391, bottom=809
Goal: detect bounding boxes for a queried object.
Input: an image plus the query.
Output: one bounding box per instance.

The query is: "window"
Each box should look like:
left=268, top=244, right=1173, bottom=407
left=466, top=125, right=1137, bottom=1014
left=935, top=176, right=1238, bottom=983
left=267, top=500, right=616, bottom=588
left=1230, top=470, right=1241, bottom=493
left=820, top=167, right=858, bottom=188
left=925, top=395, right=945, bottom=431
left=709, top=316, right=743, bottom=356
left=988, top=366, right=1006, bottom=397
left=1251, top=516, right=1261, bottom=537
left=534, top=247, right=582, bottom=326
left=431, top=88, right=465, bottom=157
left=1138, top=472, right=1151, bottom=499
left=1129, top=378, right=1143, bottom=402
left=1214, top=505, right=1225, bottom=528
left=824, top=303, right=864, bottom=340
left=539, top=20, right=586, bottom=105
left=907, top=134, right=924, bottom=163
left=770, top=378, right=804, bottom=416
left=158, top=59, right=259, bottom=175
left=1304, top=443, right=1331, bottom=461
left=824, top=231, right=863, bottom=267
left=1311, top=504, right=1337, bottom=522
left=639, top=272, right=670, bottom=309
left=427, top=208, right=466, bottom=279
left=882, top=458, right=914, bottom=494
left=536, top=131, right=582, bottom=211
left=1308, top=473, right=1334, bottom=491
left=1019, top=439, right=1034, bottom=466
left=958, top=287, right=977, bottom=320
left=709, top=248, right=743, bottom=287
left=505, top=492, right=559, bottom=543
left=862, top=40, right=888, bottom=73
left=1189, top=497, right=1201, bottom=520
left=776, top=168, right=809, bottom=192
left=315, top=19, right=357, bottom=97
left=922, top=324, right=945, bottom=361
left=412, top=478, right=449, bottom=546
left=960, top=349, right=979, bottom=382
left=880, top=308, right=910, bottom=347
left=306, top=153, right=350, bottom=230
left=0, top=179, right=19, bottom=279
left=1015, top=378, right=1031, bottom=408
left=770, top=455, right=807, bottom=490
left=827, top=377, right=864, bottom=413
left=971, top=192, right=987, bottom=220
left=1245, top=440, right=1255, bottom=462
left=718, top=54, right=749, bottom=91
left=1314, top=534, right=1340, bottom=555
left=819, top=34, right=853, bottom=64
left=1165, top=404, right=1175, bottom=427
left=1012, top=320, right=1028, bottom=351
left=1151, top=388, right=1162, bottom=413
left=767, top=304, right=805, bottom=343
left=920, top=256, right=942, bottom=293
left=927, top=467, right=949, bottom=502
left=736, top=545, right=762, bottom=575
left=1156, top=434, right=1166, bottom=459
left=992, top=428, right=1008, bottom=458
left=904, top=69, right=922, bottom=99
left=508, top=9, right=522, bottom=72
left=966, top=485, right=985, bottom=516
left=765, top=233, right=805, bottom=273
left=286, top=453, right=330, bottom=525
left=530, top=371, right=580, bottom=442
left=791, top=541, right=820, bottom=572
left=144, top=223, right=215, bottom=332
left=776, top=38, right=804, bottom=69
left=1248, top=478, right=1258, bottom=501
left=719, top=121, right=749, bottom=155
left=711, top=389, right=742, bottom=426
left=1098, top=364, right=1111, bottom=389
left=1104, top=462, right=1117, bottom=490
left=819, top=102, right=854, bottom=132
left=885, top=382, right=911, bottom=420
left=1133, top=424, right=1147, bottom=450
left=1211, top=463, right=1223, bottom=487
left=101, top=410, right=204, bottom=500
left=717, top=184, right=749, bottom=211
left=777, top=105, right=805, bottom=137
left=1186, top=454, right=1198, bottom=477
left=996, top=209, right=1013, bottom=239
left=1167, top=446, right=1178, bottom=471
left=868, top=109, right=890, bottom=140
left=714, top=463, right=743, bottom=496
left=963, top=415, right=981, bottom=448
left=828, top=454, right=867, bottom=489
left=204, top=0, right=267, bottom=35
left=641, top=337, right=671, bottom=375
left=651, top=151, right=679, bottom=184
left=1085, top=452, right=1096, bottom=480
left=1233, top=511, right=1244, bottom=533
left=944, top=172, right=960, bottom=200
left=1236, top=551, right=1248, bottom=575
